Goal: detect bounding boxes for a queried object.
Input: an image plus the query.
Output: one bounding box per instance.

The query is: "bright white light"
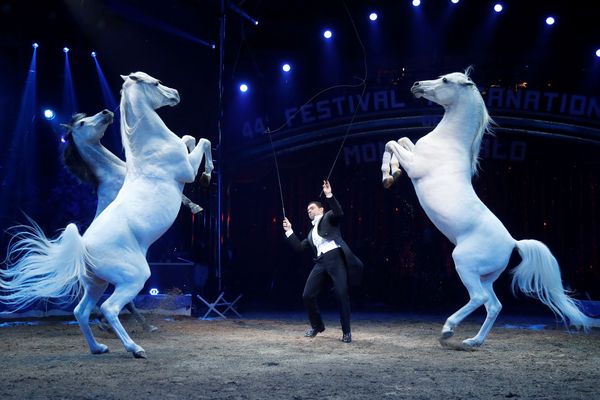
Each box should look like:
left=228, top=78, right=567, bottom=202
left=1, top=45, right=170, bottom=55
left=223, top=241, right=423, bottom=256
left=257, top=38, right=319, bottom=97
left=254, top=20, right=259, bottom=26
left=149, top=288, right=159, bottom=296
left=596, top=49, right=600, bottom=58
left=494, top=3, right=503, bottom=13
left=63, top=47, right=69, bottom=53
left=323, top=30, right=332, bottom=39
left=412, top=0, right=421, bottom=6
left=43, top=109, right=55, bottom=120
left=451, top=0, right=460, bottom=3
left=282, top=63, right=291, bottom=72
left=369, top=13, right=378, bottom=21
left=32, top=43, right=39, bottom=48
left=91, top=51, right=96, bottom=58
left=239, top=83, right=248, bottom=93
left=545, top=16, right=555, bottom=25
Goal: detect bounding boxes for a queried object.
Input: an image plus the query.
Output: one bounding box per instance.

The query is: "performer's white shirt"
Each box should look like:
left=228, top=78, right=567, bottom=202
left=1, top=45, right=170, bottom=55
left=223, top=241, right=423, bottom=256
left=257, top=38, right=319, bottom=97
left=285, top=197, right=340, bottom=256
left=309, top=214, right=340, bottom=256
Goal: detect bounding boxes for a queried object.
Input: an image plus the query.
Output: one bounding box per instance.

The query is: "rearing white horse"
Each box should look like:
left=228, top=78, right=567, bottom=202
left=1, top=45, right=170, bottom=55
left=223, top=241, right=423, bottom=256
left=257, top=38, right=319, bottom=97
left=381, top=69, right=597, bottom=347
left=0, top=72, right=213, bottom=358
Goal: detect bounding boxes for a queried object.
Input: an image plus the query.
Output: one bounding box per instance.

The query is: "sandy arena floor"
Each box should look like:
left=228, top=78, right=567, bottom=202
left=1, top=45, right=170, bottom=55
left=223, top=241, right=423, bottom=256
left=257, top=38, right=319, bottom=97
left=0, top=311, right=599, bottom=399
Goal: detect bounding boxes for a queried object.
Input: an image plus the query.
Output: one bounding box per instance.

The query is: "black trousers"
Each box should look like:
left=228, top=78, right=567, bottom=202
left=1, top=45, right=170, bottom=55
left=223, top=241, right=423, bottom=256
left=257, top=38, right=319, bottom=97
left=302, top=248, right=351, bottom=334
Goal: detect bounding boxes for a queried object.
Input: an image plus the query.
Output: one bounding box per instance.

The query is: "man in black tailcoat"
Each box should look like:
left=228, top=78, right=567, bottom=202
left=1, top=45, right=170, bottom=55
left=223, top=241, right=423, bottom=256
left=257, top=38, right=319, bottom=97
left=282, top=180, right=363, bottom=343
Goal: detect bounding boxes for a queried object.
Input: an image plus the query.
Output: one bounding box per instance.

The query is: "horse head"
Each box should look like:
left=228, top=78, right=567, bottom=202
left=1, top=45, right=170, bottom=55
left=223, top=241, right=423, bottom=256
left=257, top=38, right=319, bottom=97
left=61, top=110, right=114, bottom=185
left=61, top=110, right=114, bottom=145
left=411, top=71, right=476, bottom=107
left=120, top=71, right=180, bottom=110
left=410, top=68, right=492, bottom=176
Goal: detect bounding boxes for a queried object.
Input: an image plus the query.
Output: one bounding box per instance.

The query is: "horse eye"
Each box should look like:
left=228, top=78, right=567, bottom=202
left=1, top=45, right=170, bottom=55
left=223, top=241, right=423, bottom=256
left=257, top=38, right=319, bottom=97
left=154, top=82, right=159, bottom=86
left=442, top=77, right=448, bottom=83
left=79, top=121, right=85, bottom=127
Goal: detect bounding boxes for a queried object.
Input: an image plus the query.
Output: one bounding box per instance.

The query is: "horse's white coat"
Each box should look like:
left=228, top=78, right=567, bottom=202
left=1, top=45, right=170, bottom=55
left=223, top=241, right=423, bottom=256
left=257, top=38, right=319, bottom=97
left=381, top=70, right=596, bottom=346
left=0, top=72, right=213, bottom=357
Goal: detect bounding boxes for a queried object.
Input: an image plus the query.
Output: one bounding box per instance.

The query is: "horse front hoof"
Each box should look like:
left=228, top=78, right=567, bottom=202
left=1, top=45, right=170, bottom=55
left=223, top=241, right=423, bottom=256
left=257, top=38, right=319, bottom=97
left=462, top=338, right=482, bottom=348
left=91, top=344, right=109, bottom=355
left=440, top=330, right=454, bottom=340
left=133, top=350, right=147, bottom=359
left=382, top=176, right=394, bottom=189
left=392, top=170, right=403, bottom=180
left=441, top=322, right=455, bottom=339
left=199, top=172, right=211, bottom=187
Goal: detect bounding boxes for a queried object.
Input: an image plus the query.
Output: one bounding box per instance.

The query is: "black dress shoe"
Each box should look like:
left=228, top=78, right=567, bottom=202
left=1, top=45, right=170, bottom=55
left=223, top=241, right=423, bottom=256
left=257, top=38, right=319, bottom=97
left=304, top=326, right=325, bottom=338
left=341, top=332, right=352, bottom=343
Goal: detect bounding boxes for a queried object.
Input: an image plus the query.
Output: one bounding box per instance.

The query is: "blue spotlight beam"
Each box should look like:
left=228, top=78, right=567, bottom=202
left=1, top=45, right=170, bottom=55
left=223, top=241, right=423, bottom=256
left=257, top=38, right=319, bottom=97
left=107, top=0, right=215, bottom=48
left=92, top=55, right=122, bottom=158
left=93, top=56, right=118, bottom=111
left=228, top=2, right=258, bottom=26
left=0, top=46, right=38, bottom=210
left=62, top=50, right=78, bottom=116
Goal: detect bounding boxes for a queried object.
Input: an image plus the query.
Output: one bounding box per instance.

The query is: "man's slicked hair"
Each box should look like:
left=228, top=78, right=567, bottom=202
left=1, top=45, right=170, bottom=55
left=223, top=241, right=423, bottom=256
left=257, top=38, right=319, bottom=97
left=307, top=201, right=324, bottom=209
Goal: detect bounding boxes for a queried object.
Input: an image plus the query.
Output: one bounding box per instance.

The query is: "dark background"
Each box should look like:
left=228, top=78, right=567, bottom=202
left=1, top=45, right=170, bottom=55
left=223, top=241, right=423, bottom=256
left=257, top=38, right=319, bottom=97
left=0, top=0, right=599, bottom=315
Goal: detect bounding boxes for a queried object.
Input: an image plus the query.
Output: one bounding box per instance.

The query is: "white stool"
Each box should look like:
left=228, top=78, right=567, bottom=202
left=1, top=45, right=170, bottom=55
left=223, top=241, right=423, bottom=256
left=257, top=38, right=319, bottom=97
left=197, top=292, right=242, bottom=320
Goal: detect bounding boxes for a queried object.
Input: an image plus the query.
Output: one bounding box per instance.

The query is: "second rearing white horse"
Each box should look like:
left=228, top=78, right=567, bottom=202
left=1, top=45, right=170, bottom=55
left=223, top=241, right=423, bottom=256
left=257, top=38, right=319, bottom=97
left=0, top=72, right=213, bottom=358
left=61, top=110, right=204, bottom=219
left=381, top=68, right=597, bottom=347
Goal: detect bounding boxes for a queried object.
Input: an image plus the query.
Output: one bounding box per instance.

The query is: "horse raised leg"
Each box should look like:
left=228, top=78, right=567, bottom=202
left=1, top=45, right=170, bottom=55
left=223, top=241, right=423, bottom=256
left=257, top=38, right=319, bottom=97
left=189, top=137, right=214, bottom=187
left=74, top=278, right=110, bottom=354
left=381, top=138, right=414, bottom=188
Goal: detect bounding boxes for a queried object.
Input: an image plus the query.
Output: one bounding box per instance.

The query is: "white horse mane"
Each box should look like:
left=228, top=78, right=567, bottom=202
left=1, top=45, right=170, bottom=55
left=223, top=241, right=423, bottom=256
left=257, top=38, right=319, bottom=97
left=461, top=67, right=494, bottom=176
left=118, top=72, right=161, bottom=157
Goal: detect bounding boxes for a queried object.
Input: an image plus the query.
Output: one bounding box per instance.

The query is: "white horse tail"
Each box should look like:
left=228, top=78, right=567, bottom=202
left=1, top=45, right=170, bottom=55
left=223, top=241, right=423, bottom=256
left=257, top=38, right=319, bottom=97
left=0, top=222, right=90, bottom=312
left=511, top=239, right=595, bottom=330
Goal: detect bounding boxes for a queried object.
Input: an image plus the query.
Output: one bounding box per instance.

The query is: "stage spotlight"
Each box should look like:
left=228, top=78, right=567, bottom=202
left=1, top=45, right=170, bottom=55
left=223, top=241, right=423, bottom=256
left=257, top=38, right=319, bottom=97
left=412, top=0, right=421, bottom=7
left=282, top=63, right=291, bottom=72
left=91, top=51, right=96, bottom=58
left=323, top=30, right=332, bottom=39
left=369, top=13, right=378, bottom=21
left=63, top=47, right=69, bottom=53
left=545, top=16, right=555, bottom=25
left=149, top=288, right=159, bottom=296
left=596, top=49, right=600, bottom=58
left=254, top=20, right=259, bottom=26
left=60, top=136, right=67, bottom=144
left=43, top=109, right=56, bottom=120
left=32, top=43, right=39, bottom=48
left=451, top=0, right=460, bottom=3
left=239, top=83, right=248, bottom=93
left=493, top=3, right=503, bottom=13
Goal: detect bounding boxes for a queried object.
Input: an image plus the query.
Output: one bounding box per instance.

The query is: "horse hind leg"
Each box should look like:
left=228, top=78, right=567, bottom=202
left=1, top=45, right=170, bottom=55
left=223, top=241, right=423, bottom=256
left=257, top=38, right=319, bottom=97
left=74, top=279, right=109, bottom=354
left=100, top=281, right=147, bottom=358
left=440, top=263, right=489, bottom=346
left=124, top=302, right=158, bottom=332
left=463, top=276, right=503, bottom=347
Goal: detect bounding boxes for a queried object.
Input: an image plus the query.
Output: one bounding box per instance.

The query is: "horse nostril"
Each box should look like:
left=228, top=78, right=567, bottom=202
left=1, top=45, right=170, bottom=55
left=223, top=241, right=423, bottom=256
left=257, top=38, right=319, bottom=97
left=413, top=82, right=420, bottom=87
left=102, top=110, right=109, bottom=114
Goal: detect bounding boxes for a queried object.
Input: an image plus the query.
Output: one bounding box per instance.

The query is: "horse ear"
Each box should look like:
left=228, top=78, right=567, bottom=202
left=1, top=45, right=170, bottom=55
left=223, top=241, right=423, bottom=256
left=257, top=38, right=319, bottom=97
left=120, top=74, right=129, bottom=81
left=59, top=123, right=70, bottom=130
